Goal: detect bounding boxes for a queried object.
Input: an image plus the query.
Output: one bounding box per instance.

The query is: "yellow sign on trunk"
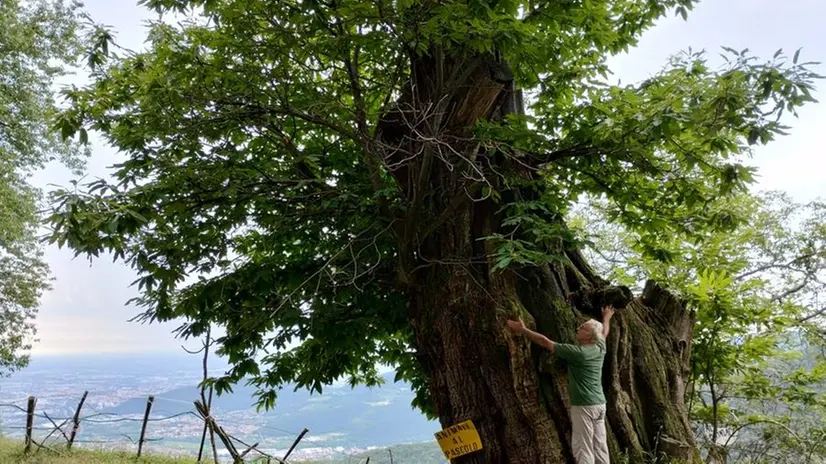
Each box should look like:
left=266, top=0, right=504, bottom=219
left=434, top=420, right=483, bottom=460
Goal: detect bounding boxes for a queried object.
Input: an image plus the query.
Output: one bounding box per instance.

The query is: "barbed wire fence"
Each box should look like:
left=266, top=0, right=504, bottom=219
left=0, top=329, right=397, bottom=464
left=0, top=391, right=311, bottom=463
left=0, top=325, right=341, bottom=463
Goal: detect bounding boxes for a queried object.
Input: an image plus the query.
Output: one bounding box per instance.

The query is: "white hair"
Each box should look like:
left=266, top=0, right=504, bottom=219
left=588, top=319, right=604, bottom=343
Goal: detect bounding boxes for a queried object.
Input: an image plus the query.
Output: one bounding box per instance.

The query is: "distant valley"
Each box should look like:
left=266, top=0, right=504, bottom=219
left=0, top=354, right=445, bottom=462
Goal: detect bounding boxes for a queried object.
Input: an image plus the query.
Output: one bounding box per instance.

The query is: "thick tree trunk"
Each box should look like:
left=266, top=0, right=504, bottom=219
left=377, top=50, right=699, bottom=463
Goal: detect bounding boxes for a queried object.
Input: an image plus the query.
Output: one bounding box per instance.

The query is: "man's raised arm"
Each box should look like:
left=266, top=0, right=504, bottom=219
left=602, top=305, right=615, bottom=338
left=507, top=319, right=555, bottom=353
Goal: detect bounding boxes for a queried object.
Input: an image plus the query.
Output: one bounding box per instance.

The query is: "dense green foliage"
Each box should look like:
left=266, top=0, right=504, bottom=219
left=571, top=191, right=826, bottom=461
left=46, top=0, right=820, bottom=419
left=0, top=0, right=86, bottom=373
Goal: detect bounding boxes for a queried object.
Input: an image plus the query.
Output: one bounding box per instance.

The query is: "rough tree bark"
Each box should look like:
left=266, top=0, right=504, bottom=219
left=376, top=50, right=699, bottom=463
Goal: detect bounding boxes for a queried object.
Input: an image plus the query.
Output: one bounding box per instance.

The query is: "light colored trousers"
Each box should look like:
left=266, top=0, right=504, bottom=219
left=571, top=404, right=610, bottom=464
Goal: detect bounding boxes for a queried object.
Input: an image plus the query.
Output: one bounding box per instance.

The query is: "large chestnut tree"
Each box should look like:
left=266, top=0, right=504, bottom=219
left=48, top=0, right=819, bottom=461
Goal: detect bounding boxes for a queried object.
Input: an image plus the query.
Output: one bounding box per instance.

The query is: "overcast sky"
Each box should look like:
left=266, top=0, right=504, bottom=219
left=29, top=0, right=826, bottom=355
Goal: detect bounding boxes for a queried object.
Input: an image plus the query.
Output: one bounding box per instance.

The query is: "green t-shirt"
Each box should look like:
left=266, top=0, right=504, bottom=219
left=554, top=339, right=606, bottom=406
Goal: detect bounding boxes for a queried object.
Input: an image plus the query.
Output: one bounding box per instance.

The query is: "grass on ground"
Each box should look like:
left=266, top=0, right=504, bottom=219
left=0, top=438, right=445, bottom=463
left=0, top=439, right=200, bottom=463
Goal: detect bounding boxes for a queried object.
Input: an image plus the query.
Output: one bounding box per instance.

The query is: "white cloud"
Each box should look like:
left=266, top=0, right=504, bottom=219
left=367, top=400, right=391, bottom=407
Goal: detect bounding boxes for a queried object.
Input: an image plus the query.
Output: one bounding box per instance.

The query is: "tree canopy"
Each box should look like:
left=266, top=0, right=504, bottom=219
left=47, top=0, right=820, bottom=418
left=0, top=0, right=86, bottom=373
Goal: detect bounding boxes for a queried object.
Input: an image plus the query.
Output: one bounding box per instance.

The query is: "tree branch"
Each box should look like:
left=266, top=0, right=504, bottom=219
left=735, top=252, right=817, bottom=281
left=722, top=418, right=804, bottom=451
left=770, top=278, right=810, bottom=303
left=798, top=305, right=826, bottom=324
left=530, top=144, right=600, bottom=165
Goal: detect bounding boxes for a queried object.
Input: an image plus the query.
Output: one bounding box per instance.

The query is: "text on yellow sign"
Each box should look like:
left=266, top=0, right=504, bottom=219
left=434, top=420, right=483, bottom=459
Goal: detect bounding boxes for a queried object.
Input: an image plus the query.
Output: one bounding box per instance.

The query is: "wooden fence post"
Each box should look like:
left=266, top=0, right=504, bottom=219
left=282, top=428, right=308, bottom=461
left=194, top=400, right=240, bottom=462
left=215, top=425, right=239, bottom=462
left=197, top=386, right=215, bottom=462
left=24, top=396, right=36, bottom=453
left=197, top=411, right=209, bottom=462
left=137, top=395, right=154, bottom=457
left=67, top=391, right=88, bottom=449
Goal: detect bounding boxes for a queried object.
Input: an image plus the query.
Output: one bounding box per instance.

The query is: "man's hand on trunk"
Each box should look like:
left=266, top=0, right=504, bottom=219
left=506, top=318, right=555, bottom=352
left=507, top=319, right=527, bottom=334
